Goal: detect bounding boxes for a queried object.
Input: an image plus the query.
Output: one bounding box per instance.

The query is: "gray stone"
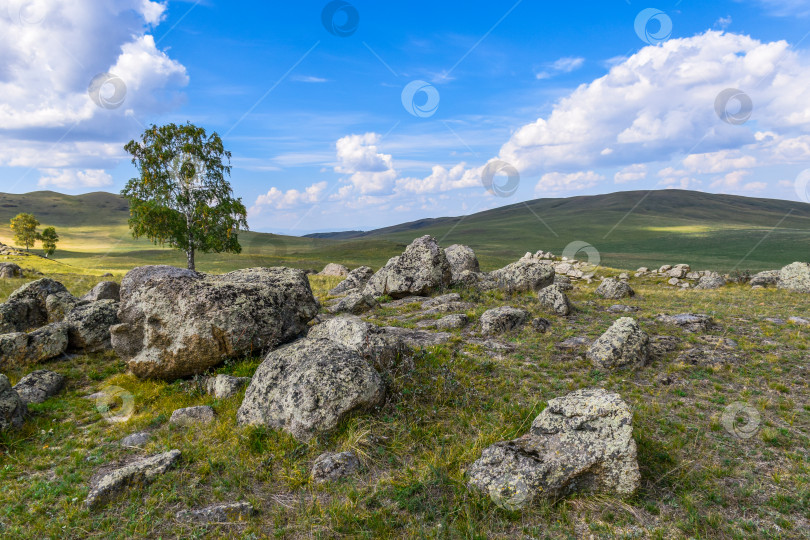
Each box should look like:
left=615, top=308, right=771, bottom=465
left=656, top=313, right=712, bottom=333
left=750, top=270, right=779, bottom=288
left=85, top=450, right=181, bottom=508
left=328, top=292, right=379, bottom=314
left=120, top=431, right=151, bottom=447
left=467, top=388, right=640, bottom=505
left=176, top=502, right=255, bottom=523
left=595, top=278, right=634, bottom=300
left=557, top=336, right=590, bottom=349
left=111, top=266, right=319, bottom=380
left=24, top=323, right=70, bottom=364
left=237, top=338, right=384, bottom=441
left=311, top=451, right=361, bottom=483
left=82, top=281, right=121, bottom=302
left=444, top=244, right=480, bottom=282
left=587, top=318, right=649, bottom=369
left=531, top=318, right=551, bottom=333
left=778, top=262, right=810, bottom=292
left=608, top=305, right=638, bottom=313
left=363, top=236, right=452, bottom=299
left=319, top=263, right=349, bottom=277
left=0, top=297, right=41, bottom=334
left=0, top=263, right=23, bottom=278
left=667, top=264, right=690, bottom=278
left=12, top=370, right=65, bottom=404
left=694, top=272, right=726, bottom=290
left=537, top=284, right=572, bottom=316
left=489, top=259, right=555, bottom=294
left=205, top=375, right=251, bottom=398
left=65, top=300, right=119, bottom=352
left=0, top=374, right=26, bottom=431
left=480, top=306, right=530, bottom=334
left=435, top=314, right=469, bottom=330
left=789, top=316, right=810, bottom=326
left=308, top=315, right=405, bottom=372
left=45, top=291, right=80, bottom=323
left=169, top=405, right=215, bottom=425
left=329, top=266, right=374, bottom=296
left=553, top=274, right=573, bottom=290
left=0, top=332, right=28, bottom=367
left=378, top=326, right=452, bottom=349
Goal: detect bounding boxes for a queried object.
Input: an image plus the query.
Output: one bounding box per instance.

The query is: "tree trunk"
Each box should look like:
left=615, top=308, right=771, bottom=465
left=187, top=245, right=195, bottom=271
left=186, top=212, right=195, bottom=271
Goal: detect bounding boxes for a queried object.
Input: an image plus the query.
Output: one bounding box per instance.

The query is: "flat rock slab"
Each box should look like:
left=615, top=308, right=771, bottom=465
left=170, top=405, right=214, bottom=425
left=382, top=296, right=430, bottom=309
left=656, top=313, right=713, bottom=333
left=608, top=305, right=639, bottom=313
left=12, top=370, right=65, bottom=404
left=378, top=326, right=452, bottom=348
left=85, top=450, right=181, bottom=508
left=176, top=502, right=255, bottom=523
left=556, top=336, right=590, bottom=349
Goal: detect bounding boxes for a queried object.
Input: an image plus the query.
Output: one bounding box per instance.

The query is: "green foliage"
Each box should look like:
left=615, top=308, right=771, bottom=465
left=122, top=122, right=248, bottom=270
left=9, top=212, right=39, bottom=251
left=39, top=226, right=59, bottom=256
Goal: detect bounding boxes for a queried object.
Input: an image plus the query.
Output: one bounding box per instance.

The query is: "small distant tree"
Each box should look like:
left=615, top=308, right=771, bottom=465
left=122, top=122, right=249, bottom=271
left=40, top=227, right=59, bottom=257
left=10, top=213, right=39, bottom=251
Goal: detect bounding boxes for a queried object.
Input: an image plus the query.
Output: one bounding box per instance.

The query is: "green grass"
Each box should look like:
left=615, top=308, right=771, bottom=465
left=1, top=266, right=809, bottom=538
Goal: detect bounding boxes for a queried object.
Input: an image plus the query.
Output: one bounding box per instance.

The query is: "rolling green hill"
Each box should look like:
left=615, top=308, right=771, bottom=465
left=0, top=189, right=808, bottom=273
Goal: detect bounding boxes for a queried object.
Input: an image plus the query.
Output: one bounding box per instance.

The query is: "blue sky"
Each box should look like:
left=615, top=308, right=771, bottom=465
left=2, top=0, right=810, bottom=234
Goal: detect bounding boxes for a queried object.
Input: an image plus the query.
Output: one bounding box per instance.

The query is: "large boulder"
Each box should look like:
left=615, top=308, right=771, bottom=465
left=363, top=236, right=452, bottom=299
left=308, top=315, right=405, bottom=372
left=444, top=244, right=480, bottom=282
left=319, top=263, right=350, bottom=277
left=45, top=291, right=80, bottom=323
left=237, top=338, right=385, bottom=441
left=595, top=278, right=634, bottom=300
left=587, top=318, right=649, bottom=369
left=489, top=259, right=554, bottom=294
left=0, top=374, right=26, bottom=431
left=537, top=284, right=572, bottom=316
left=778, top=262, right=810, bottom=293
left=480, top=306, right=530, bottom=335
left=26, top=323, right=70, bottom=364
left=0, top=263, right=23, bottom=278
left=111, top=266, right=319, bottom=380
left=65, top=300, right=119, bottom=352
left=82, top=281, right=121, bottom=302
left=467, top=388, right=639, bottom=505
left=329, top=266, right=374, bottom=296
left=0, top=332, right=28, bottom=367
left=12, top=370, right=65, bottom=404
left=0, top=298, right=41, bottom=333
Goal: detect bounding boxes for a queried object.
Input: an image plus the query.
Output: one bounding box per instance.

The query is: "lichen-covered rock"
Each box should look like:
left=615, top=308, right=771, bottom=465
left=45, top=291, right=80, bottom=323
left=308, top=315, right=405, bottom=372
left=82, top=281, right=121, bottom=302
left=12, top=370, right=65, bottom=404
left=467, top=388, right=639, bottom=504
left=85, top=450, right=181, bottom=508
left=656, top=313, right=712, bottom=333
left=537, top=284, right=572, bottom=316
left=328, top=292, right=379, bottom=314
left=435, top=314, right=469, bottom=330
left=111, top=265, right=319, bottom=380
left=0, top=374, right=26, bottom=431
left=0, top=263, right=23, bottom=278
left=169, top=405, right=214, bottom=425
left=65, top=300, right=119, bottom=352
left=595, top=278, right=634, bottom=300
left=0, top=298, right=42, bottom=333
left=237, top=338, right=384, bottom=441
left=480, top=306, right=530, bottom=334
left=120, top=431, right=151, bottom=447
left=205, top=374, right=251, bottom=399
left=329, top=266, right=374, bottom=295
left=378, top=326, right=452, bottom=348
left=444, top=244, right=480, bottom=282
left=778, top=262, right=810, bottom=293
left=0, top=332, right=28, bottom=367
left=319, top=263, right=350, bottom=277
left=750, top=270, right=779, bottom=288
left=8, top=278, right=69, bottom=308
left=176, top=502, right=255, bottom=523
left=363, top=236, right=452, bottom=299
left=666, top=264, right=690, bottom=278
left=694, top=272, right=726, bottom=290
left=25, top=323, right=69, bottom=364
left=587, top=318, right=649, bottom=369
left=489, top=259, right=554, bottom=293
left=312, top=451, right=360, bottom=483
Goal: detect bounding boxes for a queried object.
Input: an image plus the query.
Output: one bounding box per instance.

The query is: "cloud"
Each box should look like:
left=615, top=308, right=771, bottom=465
left=499, top=31, right=810, bottom=176
left=0, top=0, right=188, bottom=184
left=37, top=168, right=113, bottom=189
left=291, top=75, right=329, bottom=83
left=535, top=171, right=603, bottom=194
left=251, top=181, right=328, bottom=211
left=536, top=56, right=585, bottom=80
left=334, top=133, right=399, bottom=194
left=715, top=16, right=733, bottom=29
left=396, top=163, right=480, bottom=194
left=614, top=164, right=647, bottom=184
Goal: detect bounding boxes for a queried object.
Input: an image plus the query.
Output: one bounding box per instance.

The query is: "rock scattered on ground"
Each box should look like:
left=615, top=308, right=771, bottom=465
left=778, top=262, right=810, bottom=293
left=176, top=502, right=255, bottom=523
left=489, top=258, right=555, bottom=293
left=311, top=451, right=361, bottom=483
left=328, top=292, right=379, bottom=314
left=85, top=450, right=181, bottom=508
left=319, top=263, right=350, bottom=277
left=537, top=284, right=571, bottom=316
left=444, top=244, right=480, bottom=282
left=530, top=317, right=551, bottom=333
left=480, top=306, right=530, bottom=335
left=120, top=431, right=151, bottom=447
left=205, top=374, right=251, bottom=398
left=363, top=236, right=451, bottom=299
left=694, top=272, right=726, bottom=290
left=557, top=336, right=590, bottom=349
left=608, top=304, right=638, bottom=313
left=656, top=313, right=713, bottom=333
left=435, top=314, right=469, bottom=330
left=329, top=266, right=374, bottom=296
left=0, top=262, right=23, bottom=278
left=0, top=374, right=26, bottom=432
left=467, top=388, right=640, bottom=505
left=308, top=315, right=405, bottom=372
left=587, top=317, right=649, bottom=369
left=12, top=370, right=65, bottom=404
left=237, top=338, right=384, bottom=441
left=595, top=278, right=634, bottom=299
left=82, top=281, right=121, bottom=302
left=170, top=405, right=215, bottom=425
